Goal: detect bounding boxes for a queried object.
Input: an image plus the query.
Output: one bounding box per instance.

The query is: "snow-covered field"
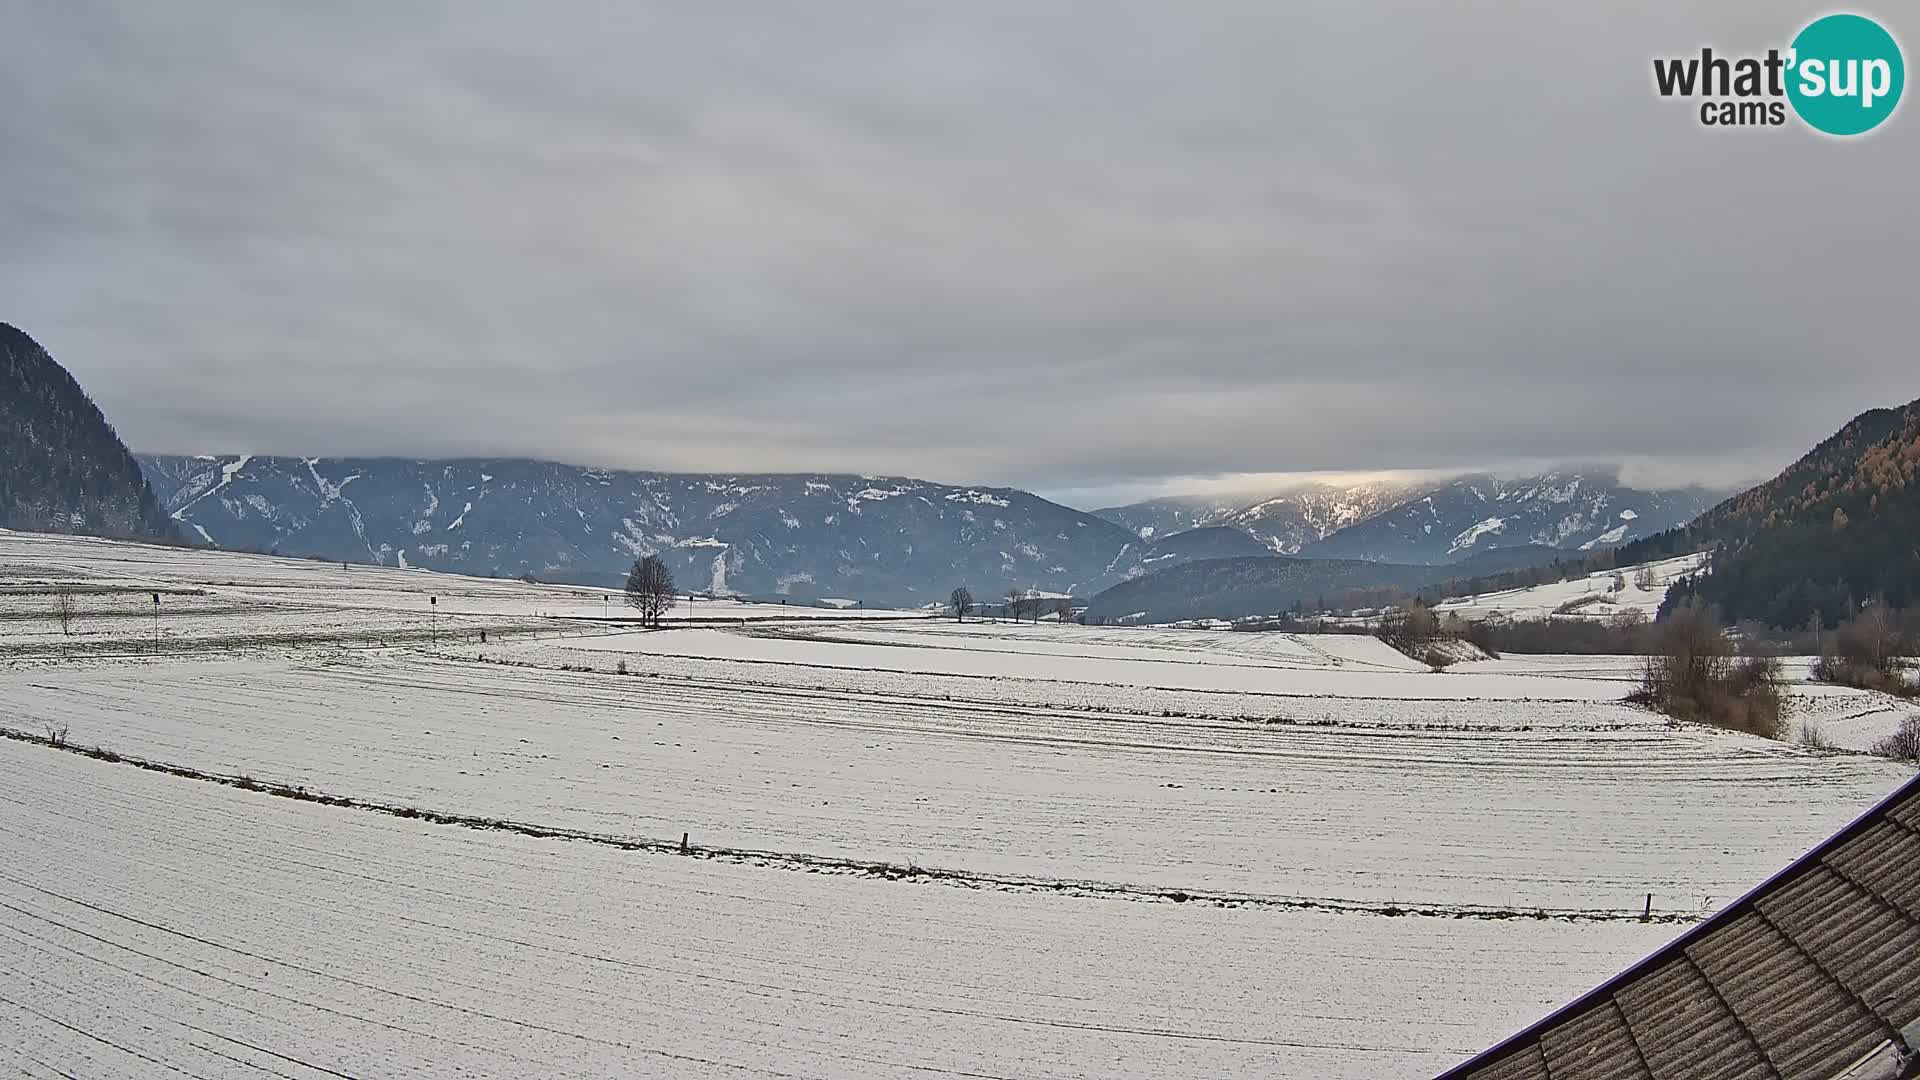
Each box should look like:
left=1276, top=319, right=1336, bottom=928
left=0, top=740, right=1680, bottom=1079
left=1, top=532, right=1914, bottom=1078
left=530, top=622, right=1643, bottom=701
left=8, top=652, right=1902, bottom=912
left=1468, top=654, right=1917, bottom=752
left=0, top=529, right=929, bottom=658
left=1789, top=680, right=1920, bottom=752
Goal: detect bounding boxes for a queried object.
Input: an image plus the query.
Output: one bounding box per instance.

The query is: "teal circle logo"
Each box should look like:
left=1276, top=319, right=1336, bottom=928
left=1787, top=14, right=1904, bottom=135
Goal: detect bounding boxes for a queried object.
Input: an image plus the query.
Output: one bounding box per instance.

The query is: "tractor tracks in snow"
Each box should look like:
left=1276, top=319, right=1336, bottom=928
left=0, top=726, right=1697, bottom=927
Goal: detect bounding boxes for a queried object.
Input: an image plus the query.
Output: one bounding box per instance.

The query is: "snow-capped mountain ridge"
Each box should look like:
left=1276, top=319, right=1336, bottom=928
left=138, top=454, right=1149, bottom=604
left=1226, top=482, right=1426, bottom=554
left=140, top=456, right=1722, bottom=603
left=1092, top=481, right=1423, bottom=554
left=1096, top=471, right=1721, bottom=566
left=1300, top=471, right=1720, bottom=563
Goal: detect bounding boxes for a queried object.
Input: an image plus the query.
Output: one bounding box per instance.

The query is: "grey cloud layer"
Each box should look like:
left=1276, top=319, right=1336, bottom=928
left=3, top=2, right=1914, bottom=497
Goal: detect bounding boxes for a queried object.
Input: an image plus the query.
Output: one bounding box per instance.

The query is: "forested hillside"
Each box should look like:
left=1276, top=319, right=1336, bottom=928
left=1660, top=397, right=1920, bottom=627
left=0, top=323, right=175, bottom=540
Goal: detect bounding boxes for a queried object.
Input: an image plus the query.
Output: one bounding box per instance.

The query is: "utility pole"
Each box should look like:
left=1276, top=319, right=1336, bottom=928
left=151, top=592, right=160, bottom=654
left=430, top=595, right=437, bottom=650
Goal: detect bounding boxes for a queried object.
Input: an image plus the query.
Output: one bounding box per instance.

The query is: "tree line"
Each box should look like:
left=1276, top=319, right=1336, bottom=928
left=949, top=585, right=1074, bottom=623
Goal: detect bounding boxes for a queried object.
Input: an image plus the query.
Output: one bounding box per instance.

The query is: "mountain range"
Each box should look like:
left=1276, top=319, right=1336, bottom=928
left=138, top=455, right=1144, bottom=605
left=1294, top=472, right=1720, bottom=563
left=1097, top=472, right=1719, bottom=564
left=1093, top=397, right=1920, bottom=628
left=139, top=452, right=1712, bottom=606
left=1093, top=480, right=1423, bottom=554
left=0, top=319, right=1736, bottom=608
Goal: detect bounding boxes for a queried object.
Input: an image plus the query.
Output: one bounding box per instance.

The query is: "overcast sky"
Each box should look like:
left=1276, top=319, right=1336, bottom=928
left=3, top=2, right=1915, bottom=507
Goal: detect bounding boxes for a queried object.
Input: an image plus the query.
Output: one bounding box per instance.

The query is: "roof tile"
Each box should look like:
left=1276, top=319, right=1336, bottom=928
left=1434, top=775, right=1920, bottom=1080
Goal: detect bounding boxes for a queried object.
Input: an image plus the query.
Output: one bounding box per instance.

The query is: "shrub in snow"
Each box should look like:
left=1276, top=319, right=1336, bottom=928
left=1628, top=604, right=1786, bottom=740
left=1871, top=716, right=1920, bottom=762
left=1797, top=721, right=1836, bottom=751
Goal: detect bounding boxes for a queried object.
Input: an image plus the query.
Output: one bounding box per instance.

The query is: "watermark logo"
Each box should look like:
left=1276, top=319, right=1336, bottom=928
left=1653, top=12, right=1904, bottom=135
left=1788, top=14, right=1904, bottom=133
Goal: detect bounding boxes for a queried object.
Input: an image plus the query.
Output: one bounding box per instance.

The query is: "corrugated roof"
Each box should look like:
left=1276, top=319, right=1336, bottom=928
left=1436, top=772, right=1920, bottom=1080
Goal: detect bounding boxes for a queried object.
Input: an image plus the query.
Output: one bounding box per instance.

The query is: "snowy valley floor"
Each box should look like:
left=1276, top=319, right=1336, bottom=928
left=1, top=531, right=1915, bottom=1078
left=0, top=739, right=1677, bottom=1080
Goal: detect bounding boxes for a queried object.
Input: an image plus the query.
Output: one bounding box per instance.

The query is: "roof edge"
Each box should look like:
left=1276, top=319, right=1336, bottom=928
left=1433, top=769, right=1920, bottom=1079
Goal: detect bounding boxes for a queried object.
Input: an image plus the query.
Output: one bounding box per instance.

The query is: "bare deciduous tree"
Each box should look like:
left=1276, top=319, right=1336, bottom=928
left=949, top=587, right=973, bottom=622
left=1001, top=586, right=1052, bottom=623
left=1630, top=602, right=1786, bottom=739
left=625, top=555, right=676, bottom=628
left=1870, top=715, right=1920, bottom=762
left=55, top=590, right=74, bottom=636
left=1855, top=599, right=1904, bottom=673
left=1378, top=598, right=1440, bottom=656
left=1812, top=597, right=1916, bottom=696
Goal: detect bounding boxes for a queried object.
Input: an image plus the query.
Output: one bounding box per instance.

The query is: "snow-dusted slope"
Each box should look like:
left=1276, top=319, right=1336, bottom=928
left=1094, top=481, right=1422, bottom=553
left=1434, top=553, right=1707, bottom=623
left=1099, top=473, right=1716, bottom=563
left=1101, top=525, right=1275, bottom=582
left=138, top=455, right=1140, bottom=604
left=1089, top=494, right=1247, bottom=540
left=1224, top=481, right=1426, bottom=553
